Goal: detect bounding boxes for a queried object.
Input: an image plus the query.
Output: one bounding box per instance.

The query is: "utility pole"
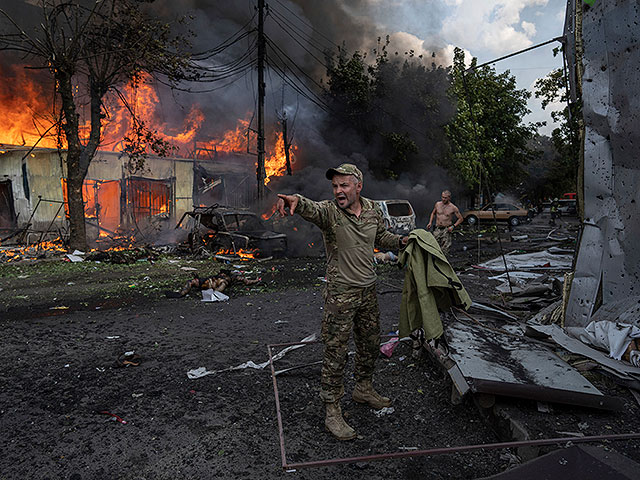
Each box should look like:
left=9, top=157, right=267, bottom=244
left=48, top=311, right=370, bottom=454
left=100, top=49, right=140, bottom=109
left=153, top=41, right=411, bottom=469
left=256, top=0, right=267, bottom=200
left=282, top=113, right=292, bottom=175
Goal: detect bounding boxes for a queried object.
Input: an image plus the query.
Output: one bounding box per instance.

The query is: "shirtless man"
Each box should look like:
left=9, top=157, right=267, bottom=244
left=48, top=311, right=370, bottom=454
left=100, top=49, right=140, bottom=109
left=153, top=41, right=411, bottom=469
left=426, top=190, right=463, bottom=255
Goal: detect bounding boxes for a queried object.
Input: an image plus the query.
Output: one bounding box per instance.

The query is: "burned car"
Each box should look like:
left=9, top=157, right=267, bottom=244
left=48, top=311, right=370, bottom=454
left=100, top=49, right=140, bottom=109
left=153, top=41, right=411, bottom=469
left=375, top=199, right=417, bottom=235
left=175, top=205, right=287, bottom=257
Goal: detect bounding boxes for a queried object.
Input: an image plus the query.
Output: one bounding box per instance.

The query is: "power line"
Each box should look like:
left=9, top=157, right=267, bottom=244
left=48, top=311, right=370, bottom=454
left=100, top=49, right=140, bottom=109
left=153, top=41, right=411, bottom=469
left=269, top=60, right=332, bottom=114
left=466, top=36, right=564, bottom=72
left=269, top=6, right=333, bottom=58
left=265, top=34, right=326, bottom=92
left=271, top=0, right=339, bottom=50
left=191, top=13, right=257, bottom=59
left=266, top=42, right=332, bottom=113
left=268, top=9, right=330, bottom=69
left=265, top=27, right=432, bottom=141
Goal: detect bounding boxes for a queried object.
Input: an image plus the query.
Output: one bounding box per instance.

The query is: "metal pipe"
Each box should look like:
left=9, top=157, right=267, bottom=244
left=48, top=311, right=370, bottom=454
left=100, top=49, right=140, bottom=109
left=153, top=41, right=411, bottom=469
left=267, top=343, right=289, bottom=469
left=268, top=342, right=638, bottom=471
left=284, top=432, right=640, bottom=470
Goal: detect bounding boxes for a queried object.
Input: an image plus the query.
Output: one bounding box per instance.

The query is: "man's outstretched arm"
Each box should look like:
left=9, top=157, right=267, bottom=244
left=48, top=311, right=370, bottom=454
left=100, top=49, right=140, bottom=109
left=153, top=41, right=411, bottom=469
left=277, top=193, right=331, bottom=230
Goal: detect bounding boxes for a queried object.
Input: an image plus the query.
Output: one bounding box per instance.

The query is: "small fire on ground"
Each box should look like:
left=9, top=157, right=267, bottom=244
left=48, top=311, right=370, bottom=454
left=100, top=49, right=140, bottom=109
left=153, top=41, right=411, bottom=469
left=214, top=248, right=258, bottom=260
left=0, top=238, right=67, bottom=263
left=0, top=236, right=143, bottom=263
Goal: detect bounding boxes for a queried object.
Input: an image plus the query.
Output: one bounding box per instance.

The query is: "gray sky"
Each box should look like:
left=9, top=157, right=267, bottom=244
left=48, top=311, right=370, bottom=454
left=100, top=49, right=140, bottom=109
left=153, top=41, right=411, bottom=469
left=356, top=0, right=567, bottom=135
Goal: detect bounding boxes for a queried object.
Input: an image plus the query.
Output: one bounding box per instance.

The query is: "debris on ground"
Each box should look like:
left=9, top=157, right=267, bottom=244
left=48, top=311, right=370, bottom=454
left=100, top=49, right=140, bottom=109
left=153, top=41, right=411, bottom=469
left=187, top=333, right=317, bottom=378
left=85, top=246, right=159, bottom=264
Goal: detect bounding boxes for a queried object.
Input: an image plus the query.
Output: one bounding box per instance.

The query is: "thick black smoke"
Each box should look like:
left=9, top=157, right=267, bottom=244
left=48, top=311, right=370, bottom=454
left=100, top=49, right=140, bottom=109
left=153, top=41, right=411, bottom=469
left=2, top=1, right=463, bottom=254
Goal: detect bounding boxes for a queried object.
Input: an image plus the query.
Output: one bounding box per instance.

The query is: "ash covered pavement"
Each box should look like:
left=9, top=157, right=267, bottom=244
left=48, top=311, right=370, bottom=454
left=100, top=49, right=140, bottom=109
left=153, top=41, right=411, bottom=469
left=1, top=213, right=639, bottom=479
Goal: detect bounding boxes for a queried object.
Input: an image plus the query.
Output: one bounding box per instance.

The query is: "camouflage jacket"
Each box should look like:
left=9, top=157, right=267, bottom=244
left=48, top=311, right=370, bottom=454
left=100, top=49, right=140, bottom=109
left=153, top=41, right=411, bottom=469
left=295, top=195, right=402, bottom=288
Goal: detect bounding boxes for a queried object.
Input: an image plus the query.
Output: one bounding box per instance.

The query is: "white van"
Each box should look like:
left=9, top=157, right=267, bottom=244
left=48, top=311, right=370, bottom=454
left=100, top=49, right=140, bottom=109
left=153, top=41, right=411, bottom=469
left=376, top=199, right=416, bottom=235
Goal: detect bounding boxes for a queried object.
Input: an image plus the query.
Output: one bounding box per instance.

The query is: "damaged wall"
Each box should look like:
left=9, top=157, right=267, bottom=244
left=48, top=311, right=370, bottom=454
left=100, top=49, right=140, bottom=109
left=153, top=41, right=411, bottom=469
left=0, top=148, right=66, bottom=233
left=0, top=147, right=254, bottom=241
left=566, top=0, right=640, bottom=327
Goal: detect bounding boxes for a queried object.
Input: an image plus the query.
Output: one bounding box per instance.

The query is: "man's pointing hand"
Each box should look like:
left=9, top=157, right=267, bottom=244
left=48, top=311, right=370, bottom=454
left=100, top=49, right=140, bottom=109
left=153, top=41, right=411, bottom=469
left=277, top=194, right=299, bottom=217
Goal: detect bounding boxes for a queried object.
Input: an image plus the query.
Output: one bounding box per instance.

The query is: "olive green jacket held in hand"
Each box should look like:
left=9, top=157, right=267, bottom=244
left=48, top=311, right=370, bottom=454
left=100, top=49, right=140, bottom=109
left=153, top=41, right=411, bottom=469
left=294, top=195, right=402, bottom=288
left=399, top=229, right=471, bottom=340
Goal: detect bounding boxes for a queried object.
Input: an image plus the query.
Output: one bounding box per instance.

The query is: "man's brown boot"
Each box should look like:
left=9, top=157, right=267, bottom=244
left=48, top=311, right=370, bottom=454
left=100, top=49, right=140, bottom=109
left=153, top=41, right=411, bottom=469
left=324, top=402, right=357, bottom=441
left=352, top=380, right=392, bottom=409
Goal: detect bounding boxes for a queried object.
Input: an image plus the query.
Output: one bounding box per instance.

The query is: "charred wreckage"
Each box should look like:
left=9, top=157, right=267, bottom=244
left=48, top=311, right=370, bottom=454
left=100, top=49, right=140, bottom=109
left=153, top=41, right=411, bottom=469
left=175, top=204, right=287, bottom=257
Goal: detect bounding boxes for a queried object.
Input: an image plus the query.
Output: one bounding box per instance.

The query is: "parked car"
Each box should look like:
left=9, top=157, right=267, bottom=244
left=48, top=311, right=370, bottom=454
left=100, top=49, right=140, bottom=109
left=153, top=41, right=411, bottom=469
left=375, top=199, right=417, bottom=235
left=463, top=202, right=530, bottom=227
left=558, top=199, right=577, bottom=215
left=175, top=205, right=287, bottom=256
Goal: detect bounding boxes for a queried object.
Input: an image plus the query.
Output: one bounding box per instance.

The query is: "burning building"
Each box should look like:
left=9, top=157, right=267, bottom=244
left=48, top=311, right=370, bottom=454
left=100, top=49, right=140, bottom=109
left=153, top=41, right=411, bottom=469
left=0, top=145, right=261, bottom=244
left=0, top=69, right=294, bottom=246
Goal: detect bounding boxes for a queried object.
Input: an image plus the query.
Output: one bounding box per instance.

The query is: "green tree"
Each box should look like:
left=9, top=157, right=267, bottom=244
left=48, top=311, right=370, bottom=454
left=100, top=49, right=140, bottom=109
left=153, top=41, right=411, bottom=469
left=0, top=0, right=197, bottom=249
left=445, top=47, right=538, bottom=195
left=534, top=66, right=580, bottom=196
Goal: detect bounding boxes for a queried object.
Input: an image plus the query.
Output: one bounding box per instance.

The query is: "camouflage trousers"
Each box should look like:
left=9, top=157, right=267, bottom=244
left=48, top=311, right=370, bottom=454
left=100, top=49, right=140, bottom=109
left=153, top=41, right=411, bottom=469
left=320, top=283, right=381, bottom=403
left=433, top=226, right=452, bottom=255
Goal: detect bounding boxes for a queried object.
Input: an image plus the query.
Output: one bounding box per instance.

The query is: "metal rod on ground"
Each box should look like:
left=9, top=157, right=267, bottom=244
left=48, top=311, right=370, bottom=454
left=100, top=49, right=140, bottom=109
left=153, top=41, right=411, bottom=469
left=283, top=432, right=640, bottom=469
left=268, top=335, right=398, bottom=468
left=490, top=205, right=514, bottom=295
left=267, top=343, right=289, bottom=469
left=267, top=339, right=639, bottom=470
left=275, top=361, right=322, bottom=376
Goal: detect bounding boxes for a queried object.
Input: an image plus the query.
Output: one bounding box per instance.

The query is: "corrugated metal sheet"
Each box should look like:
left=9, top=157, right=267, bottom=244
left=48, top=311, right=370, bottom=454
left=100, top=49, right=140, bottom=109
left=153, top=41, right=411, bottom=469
left=447, top=321, right=622, bottom=410
left=566, top=0, right=640, bottom=327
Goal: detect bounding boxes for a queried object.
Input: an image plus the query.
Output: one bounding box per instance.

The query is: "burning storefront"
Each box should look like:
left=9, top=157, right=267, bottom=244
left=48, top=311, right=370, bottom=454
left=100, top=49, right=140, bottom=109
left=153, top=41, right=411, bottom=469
left=0, top=69, right=295, bottom=247
left=0, top=145, right=258, bottom=245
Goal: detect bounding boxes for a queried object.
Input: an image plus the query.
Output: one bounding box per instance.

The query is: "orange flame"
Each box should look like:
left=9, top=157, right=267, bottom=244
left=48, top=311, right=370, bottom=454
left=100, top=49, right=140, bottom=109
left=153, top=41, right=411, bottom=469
left=0, top=70, right=296, bottom=186
left=264, top=131, right=296, bottom=184
left=261, top=203, right=278, bottom=220
left=0, top=65, right=60, bottom=148
left=0, top=237, right=67, bottom=262
left=101, top=73, right=205, bottom=152
left=215, top=248, right=257, bottom=260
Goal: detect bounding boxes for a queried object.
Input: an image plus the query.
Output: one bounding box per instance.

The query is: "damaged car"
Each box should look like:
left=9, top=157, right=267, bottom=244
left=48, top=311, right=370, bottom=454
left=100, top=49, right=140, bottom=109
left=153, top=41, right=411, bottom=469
left=376, top=199, right=417, bottom=235
left=175, top=205, right=287, bottom=257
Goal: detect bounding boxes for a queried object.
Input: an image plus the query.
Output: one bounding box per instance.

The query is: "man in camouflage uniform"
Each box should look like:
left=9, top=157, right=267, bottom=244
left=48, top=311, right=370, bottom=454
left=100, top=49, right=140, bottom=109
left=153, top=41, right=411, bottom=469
left=277, top=163, right=407, bottom=440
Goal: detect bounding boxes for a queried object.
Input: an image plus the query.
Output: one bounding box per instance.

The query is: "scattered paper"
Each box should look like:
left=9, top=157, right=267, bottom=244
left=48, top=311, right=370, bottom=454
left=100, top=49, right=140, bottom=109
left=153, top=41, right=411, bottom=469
left=201, top=289, right=229, bottom=302
left=66, top=254, right=84, bottom=262
left=374, top=407, right=395, bottom=417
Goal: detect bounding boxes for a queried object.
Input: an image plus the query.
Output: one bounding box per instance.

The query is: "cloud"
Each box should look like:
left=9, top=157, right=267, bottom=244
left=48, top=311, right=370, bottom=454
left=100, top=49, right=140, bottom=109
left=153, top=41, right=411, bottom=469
left=521, top=21, right=536, bottom=37
left=438, top=44, right=472, bottom=67
left=440, top=0, right=548, bottom=56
